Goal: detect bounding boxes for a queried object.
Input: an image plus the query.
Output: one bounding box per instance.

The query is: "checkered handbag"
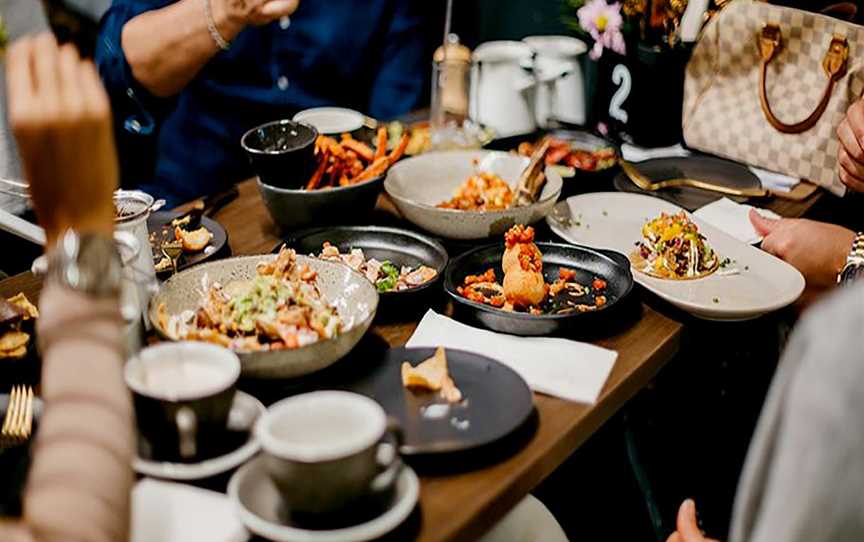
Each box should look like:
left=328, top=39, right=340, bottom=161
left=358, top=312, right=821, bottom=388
left=682, top=0, right=864, bottom=195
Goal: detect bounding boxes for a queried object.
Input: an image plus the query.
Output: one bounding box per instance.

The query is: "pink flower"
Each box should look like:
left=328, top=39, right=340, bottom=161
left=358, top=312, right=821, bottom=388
left=577, top=0, right=627, bottom=60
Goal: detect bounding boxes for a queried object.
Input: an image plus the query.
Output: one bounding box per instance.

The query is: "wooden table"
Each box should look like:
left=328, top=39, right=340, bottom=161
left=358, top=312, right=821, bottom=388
left=0, top=181, right=822, bottom=542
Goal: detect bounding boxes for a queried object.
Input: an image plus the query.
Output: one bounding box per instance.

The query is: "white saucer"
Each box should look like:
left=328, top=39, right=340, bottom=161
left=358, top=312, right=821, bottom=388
left=292, top=107, right=367, bottom=135
left=133, top=390, right=264, bottom=481
left=228, top=456, right=419, bottom=542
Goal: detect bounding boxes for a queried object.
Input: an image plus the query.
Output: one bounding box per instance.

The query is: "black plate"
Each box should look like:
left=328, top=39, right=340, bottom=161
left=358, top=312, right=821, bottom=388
left=276, top=226, right=449, bottom=319
left=148, top=210, right=230, bottom=275
left=347, top=347, right=534, bottom=456
left=444, top=242, right=634, bottom=336
left=485, top=128, right=620, bottom=198
left=614, top=154, right=763, bottom=211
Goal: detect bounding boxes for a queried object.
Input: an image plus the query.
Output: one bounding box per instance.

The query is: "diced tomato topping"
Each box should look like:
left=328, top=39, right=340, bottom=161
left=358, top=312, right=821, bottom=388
left=592, top=278, right=607, bottom=290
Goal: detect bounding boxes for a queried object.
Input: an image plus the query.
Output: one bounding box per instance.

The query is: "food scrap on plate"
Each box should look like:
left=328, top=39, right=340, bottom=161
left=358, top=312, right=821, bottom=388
left=631, top=211, right=719, bottom=280
left=0, top=293, right=38, bottom=360
left=157, top=247, right=342, bottom=352
left=152, top=214, right=215, bottom=272
left=306, top=129, right=409, bottom=190
left=315, top=242, right=437, bottom=292
left=458, top=225, right=608, bottom=315
left=401, top=346, right=462, bottom=403
left=517, top=137, right=616, bottom=172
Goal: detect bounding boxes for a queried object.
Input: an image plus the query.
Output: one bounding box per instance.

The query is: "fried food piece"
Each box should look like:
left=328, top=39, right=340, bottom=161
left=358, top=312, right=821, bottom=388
left=0, top=297, right=24, bottom=326
left=175, top=226, right=213, bottom=253
left=341, top=136, right=375, bottom=162
left=7, top=294, right=38, bottom=320
left=437, top=172, right=514, bottom=211
left=503, top=225, right=538, bottom=274
left=503, top=267, right=546, bottom=307
left=373, top=127, right=388, bottom=161
left=401, top=346, right=462, bottom=403
left=0, top=346, right=27, bottom=359
left=0, top=331, right=30, bottom=352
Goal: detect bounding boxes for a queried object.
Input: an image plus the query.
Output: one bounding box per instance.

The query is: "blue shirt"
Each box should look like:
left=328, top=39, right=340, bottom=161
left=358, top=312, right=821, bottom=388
left=95, top=0, right=428, bottom=206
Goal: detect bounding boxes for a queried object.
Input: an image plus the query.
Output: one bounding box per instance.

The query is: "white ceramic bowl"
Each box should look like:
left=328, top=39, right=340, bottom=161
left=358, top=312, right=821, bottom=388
left=384, top=150, right=562, bottom=240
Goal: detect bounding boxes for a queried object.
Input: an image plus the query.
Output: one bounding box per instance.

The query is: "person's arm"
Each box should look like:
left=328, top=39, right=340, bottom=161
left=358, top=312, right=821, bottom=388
left=0, top=34, right=133, bottom=542
left=120, top=0, right=298, bottom=97
left=366, top=0, right=427, bottom=119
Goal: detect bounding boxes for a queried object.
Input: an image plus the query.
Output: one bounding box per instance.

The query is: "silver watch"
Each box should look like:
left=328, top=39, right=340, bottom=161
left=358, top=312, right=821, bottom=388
left=838, top=232, right=864, bottom=284
left=47, top=229, right=123, bottom=297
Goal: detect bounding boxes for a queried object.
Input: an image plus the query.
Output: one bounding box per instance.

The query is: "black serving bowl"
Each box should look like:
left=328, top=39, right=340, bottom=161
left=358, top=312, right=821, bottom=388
left=485, top=129, right=620, bottom=199
left=257, top=175, right=384, bottom=232
left=444, top=242, right=634, bottom=336
left=277, top=225, right=449, bottom=321
left=241, top=120, right=318, bottom=189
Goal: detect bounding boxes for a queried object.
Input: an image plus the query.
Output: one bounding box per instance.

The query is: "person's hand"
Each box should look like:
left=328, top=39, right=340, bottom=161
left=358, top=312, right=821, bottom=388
left=665, top=499, right=720, bottom=542
left=750, top=210, right=854, bottom=293
left=7, top=33, right=118, bottom=247
left=836, top=98, right=864, bottom=192
left=215, top=0, right=300, bottom=28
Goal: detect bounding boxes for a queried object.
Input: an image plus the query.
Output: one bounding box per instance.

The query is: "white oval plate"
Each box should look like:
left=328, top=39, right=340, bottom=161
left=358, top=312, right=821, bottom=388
left=547, top=192, right=805, bottom=320
left=228, top=455, right=419, bottom=542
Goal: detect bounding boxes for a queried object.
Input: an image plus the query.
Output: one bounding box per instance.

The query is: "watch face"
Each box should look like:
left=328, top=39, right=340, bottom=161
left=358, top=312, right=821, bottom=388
left=841, top=263, right=864, bottom=283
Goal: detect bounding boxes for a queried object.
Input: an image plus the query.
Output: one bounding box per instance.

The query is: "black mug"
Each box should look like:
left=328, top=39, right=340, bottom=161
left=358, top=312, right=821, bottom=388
left=125, top=342, right=241, bottom=462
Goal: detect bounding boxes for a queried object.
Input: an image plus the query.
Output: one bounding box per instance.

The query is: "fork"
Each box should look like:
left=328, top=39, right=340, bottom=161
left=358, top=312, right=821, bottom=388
left=620, top=160, right=768, bottom=198
left=1, top=386, right=34, bottom=447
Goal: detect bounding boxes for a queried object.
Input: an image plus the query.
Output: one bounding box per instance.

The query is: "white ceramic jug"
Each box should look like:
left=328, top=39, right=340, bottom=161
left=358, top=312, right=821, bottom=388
left=523, top=36, right=587, bottom=128
left=470, top=41, right=537, bottom=137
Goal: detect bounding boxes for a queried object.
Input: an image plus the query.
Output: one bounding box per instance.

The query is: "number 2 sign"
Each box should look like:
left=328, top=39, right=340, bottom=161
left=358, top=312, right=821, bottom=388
left=609, top=64, right=631, bottom=124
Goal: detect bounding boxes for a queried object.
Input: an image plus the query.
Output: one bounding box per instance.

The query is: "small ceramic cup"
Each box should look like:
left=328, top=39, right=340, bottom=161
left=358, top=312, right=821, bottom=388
left=256, top=391, right=403, bottom=518
left=125, top=342, right=241, bottom=462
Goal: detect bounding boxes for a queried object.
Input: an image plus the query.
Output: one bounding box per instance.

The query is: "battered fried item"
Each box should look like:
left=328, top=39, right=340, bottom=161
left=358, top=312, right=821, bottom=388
left=174, top=225, right=213, bottom=253
left=0, top=293, right=37, bottom=360
left=502, top=225, right=545, bottom=307
left=401, top=346, right=462, bottom=403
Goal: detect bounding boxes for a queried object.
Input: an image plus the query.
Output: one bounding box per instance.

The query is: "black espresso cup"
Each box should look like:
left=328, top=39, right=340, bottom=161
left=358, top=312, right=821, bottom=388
left=241, top=119, right=318, bottom=189
left=125, top=342, right=241, bottom=462
left=255, top=391, right=403, bottom=518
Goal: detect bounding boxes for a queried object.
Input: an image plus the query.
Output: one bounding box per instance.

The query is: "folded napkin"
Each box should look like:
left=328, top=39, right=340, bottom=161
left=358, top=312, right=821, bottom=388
left=620, top=144, right=800, bottom=193
left=407, top=310, right=617, bottom=404
left=131, top=479, right=248, bottom=542
left=693, top=197, right=780, bottom=245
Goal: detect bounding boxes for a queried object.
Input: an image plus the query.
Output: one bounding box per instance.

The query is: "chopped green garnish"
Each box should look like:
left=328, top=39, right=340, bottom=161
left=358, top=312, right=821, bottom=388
left=713, top=297, right=719, bottom=303
left=375, top=261, right=399, bottom=292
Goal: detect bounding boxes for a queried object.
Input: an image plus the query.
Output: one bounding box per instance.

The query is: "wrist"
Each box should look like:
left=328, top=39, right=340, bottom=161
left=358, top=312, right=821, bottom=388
left=209, top=0, right=244, bottom=43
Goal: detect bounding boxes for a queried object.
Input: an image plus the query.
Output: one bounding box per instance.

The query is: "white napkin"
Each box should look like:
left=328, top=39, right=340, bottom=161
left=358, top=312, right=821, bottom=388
left=693, top=197, right=780, bottom=245
left=620, top=144, right=801, bottom=192
left=407, top=310, right=617, bottom=404
left=131, top=479, right=248, bottom=542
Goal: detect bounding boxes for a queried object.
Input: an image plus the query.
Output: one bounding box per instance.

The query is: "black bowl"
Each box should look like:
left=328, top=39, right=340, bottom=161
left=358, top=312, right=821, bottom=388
left=444, top=242, right=634, bottom=336
left=241, top=120, right=318, bottom=189
left=276, top=226, right=449, bottom=321
left=257, top=175, right=384, bottom=232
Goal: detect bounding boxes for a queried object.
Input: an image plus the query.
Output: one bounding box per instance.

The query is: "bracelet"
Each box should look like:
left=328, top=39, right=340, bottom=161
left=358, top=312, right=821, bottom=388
left=203, top=0, right=231, bottom=51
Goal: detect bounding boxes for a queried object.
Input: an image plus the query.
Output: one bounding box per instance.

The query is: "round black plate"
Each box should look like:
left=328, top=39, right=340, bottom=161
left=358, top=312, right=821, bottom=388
left=148, top=211, right=230, bottom=275
left=444, top=242, right=633, bottom=336
left=276, top=226, right=449, bottom=318
left=614, top=154, right=763, bottom=211
left=347, top=347, right=534, bottom=456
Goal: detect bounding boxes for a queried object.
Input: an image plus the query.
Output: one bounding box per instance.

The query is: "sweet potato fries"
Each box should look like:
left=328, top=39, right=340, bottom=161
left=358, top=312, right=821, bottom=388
left=306, top=128, right=409, bottom=190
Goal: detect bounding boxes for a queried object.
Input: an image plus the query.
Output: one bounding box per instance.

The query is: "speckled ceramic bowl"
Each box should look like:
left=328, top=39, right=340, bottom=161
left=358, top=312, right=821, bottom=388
left=148, top=255, right=378, bottom=379
left=384, top=151, right=563, bottom=240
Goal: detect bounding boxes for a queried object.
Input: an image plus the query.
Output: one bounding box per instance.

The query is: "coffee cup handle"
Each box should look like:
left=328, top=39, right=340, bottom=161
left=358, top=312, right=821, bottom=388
left=176, top=406, right=197, bottom=459
left=370, top=417, right=404, bottom=495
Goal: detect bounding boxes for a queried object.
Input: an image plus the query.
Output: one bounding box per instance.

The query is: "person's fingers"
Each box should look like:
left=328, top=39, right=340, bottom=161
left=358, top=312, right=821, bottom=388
left=837, top=164, right=864, bottom=196
left=666, top=532, right=683, bottom=542
left=749, top=208, right=780, bottom=237
left=836, top=118, right=864, bottom=165
left=676, top=499, right=705, bottom=542
left=5, top=37, right=37, bottom=127
left=57, top=43, right=86, bottom=120
left=844, top=99, right=864, bottom=148
left=257, top=0, right=299, bottom=17
left=31, top=33, right=60, bottom=98
left=77, top=60, right=111, bottom=120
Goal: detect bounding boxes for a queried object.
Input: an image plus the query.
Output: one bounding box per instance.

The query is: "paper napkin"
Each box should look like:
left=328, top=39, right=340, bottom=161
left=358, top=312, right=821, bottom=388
left=693, top=197, right=780, bottom=245
left=406, top=310, right=617, bottom=404
left=131, top=479, right=248, bottom=542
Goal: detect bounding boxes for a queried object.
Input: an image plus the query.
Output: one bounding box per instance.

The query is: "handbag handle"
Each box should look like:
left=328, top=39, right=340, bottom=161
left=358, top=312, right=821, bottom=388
left=757, top=23, right=849, bottom=134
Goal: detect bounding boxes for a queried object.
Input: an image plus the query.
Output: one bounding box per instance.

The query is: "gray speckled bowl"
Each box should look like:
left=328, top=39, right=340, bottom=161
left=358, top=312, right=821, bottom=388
left=384, top=151, right=563, bottom=240
left=148, top=254, right=378, bottom=379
